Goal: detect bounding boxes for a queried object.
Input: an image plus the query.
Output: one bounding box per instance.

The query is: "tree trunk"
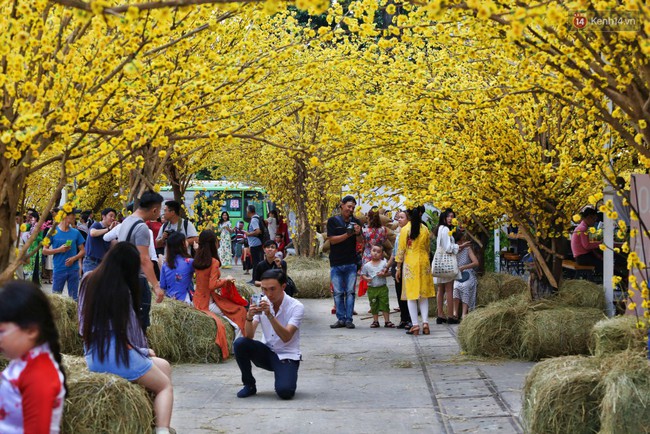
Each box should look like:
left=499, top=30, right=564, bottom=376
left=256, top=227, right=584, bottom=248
left=293, top=159, right=314, bottom=257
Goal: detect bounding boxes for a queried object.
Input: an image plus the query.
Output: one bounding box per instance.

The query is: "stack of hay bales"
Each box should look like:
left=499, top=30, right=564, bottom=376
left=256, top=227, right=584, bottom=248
left=459, top=279, right=607, bottom=361
left=476, top=272, right=528, bottom=307
left=285, top=256, right=330, bottom=298
left=522, top=350, right=650, bottom=433
left=49, top=294, right=84, bottom=356
left=148, top=298, right=231, bottom=363
left=61, top=355, right=154, bottom=433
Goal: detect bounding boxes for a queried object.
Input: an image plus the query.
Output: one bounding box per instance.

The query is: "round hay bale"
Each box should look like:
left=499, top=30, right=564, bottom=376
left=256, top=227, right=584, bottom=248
left=557, top=279, right=605, bottom=310
left=522, top=355, right=603, bottom=434
left=291, top=269, right=330, bottom=299
left=148, top=299, right=227, bottom=363
left=589, top=315, right=647, bottom=357
left=48, top=294, right=84, bottom=356
left=520, top=307, right=605, bottom=361
left=600, top=350, right=650, bottom=434
left=457, top=294, right=529, bottom=358
left=63, top=370, right=154, bottom=434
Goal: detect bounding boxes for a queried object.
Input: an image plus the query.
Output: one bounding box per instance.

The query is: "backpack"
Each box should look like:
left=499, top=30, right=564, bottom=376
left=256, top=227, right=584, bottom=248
left=252, top=215, right=270, bottom=244
left=161, top=218, right=195, bottom=256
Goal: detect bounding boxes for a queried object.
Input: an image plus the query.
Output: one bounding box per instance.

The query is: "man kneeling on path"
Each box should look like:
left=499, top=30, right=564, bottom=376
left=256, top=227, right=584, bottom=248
left=234, top=269, right=304, bottom=400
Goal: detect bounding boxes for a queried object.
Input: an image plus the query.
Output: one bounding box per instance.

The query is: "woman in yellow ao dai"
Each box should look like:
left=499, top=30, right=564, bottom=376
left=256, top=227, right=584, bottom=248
left=396, top=208, right=435, bottom=335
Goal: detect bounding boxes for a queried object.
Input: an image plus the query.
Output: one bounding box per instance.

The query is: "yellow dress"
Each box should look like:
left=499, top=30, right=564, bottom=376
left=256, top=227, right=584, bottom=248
left=396, top=222, right=436, bottom=300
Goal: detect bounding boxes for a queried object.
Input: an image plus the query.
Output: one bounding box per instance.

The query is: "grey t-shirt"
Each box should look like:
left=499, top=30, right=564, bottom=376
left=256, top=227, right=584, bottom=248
left=118, top=215, right=150, bottom=276
left=155, top=218, right=198, bottom=242
left=248, top=215, right=262, bottom=248
left=361, top=258, right=388, bottom=287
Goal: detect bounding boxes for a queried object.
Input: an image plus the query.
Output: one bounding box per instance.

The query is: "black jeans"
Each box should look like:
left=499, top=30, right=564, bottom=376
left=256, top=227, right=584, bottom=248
left=234, top=337, right=300, bottom=399
left=250, top=245, right=264, bottom=272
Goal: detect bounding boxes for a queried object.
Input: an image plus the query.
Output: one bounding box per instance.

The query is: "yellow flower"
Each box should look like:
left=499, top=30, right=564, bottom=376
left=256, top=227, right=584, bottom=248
left=62, top=203, right=73, bottom=213
left=42, top=237, right=51, bottom=247
left=19, top=224, right=27, bottom=232
left=572, top=214, right=581, bottom=223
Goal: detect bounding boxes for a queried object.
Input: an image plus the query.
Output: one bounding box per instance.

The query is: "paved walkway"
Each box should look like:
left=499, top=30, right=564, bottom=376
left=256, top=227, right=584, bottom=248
left=170, top=281, right=534, bottom=433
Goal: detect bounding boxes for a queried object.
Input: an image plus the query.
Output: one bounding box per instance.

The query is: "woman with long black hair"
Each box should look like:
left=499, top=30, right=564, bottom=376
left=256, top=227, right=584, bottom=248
left=80, top=242, right=174, bottom=434
left=395, top=206, right=435, bottom=336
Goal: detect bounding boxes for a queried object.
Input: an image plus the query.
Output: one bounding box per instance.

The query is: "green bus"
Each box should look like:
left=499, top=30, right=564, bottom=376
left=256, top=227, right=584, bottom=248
left=160, top=181, right=270, bottom=227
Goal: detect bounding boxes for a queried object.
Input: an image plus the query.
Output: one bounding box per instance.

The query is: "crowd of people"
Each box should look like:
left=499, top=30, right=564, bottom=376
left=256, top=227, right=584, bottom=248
left=327, top=195, right=481, bottom=333
left=5, top=191, right=299, bottom=432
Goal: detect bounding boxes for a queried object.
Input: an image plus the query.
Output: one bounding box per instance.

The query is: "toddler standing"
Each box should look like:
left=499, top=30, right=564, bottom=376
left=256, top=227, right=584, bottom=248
left=361, top=245, right=395, bottom=328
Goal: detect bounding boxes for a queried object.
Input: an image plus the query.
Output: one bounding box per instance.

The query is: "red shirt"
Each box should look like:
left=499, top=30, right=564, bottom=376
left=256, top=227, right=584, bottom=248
left=146, top=220, right=163, bottom=240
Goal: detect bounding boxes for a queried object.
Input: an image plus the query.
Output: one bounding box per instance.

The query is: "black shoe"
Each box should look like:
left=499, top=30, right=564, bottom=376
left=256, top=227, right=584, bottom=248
left=436, top=317, right=447, bottom=324
left=345, top=321, right=355, bottom=329
left=330, top=320, right=345, bottom=329
left=237, top=385, right=257, bottom=398
left=447, top=317, right=460, bottom=325
left=396, top=321, right=408, bottom=329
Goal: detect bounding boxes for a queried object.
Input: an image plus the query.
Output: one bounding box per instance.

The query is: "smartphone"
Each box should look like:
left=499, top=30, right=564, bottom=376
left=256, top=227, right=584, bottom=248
left=251, top=294, right=261, bottom=305
left=274, top=252, right=283, bottom=260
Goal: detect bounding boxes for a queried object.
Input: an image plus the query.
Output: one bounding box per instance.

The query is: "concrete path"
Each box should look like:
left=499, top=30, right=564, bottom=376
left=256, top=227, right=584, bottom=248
left=170, top=293, right=534, bottom=433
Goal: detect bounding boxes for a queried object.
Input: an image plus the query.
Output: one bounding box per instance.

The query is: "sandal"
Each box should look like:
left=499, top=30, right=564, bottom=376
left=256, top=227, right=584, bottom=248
left=422, top=323, right=430, bottom=335
left=406, top=325, right=420, bottom=336
left=384, top=321, right=396, bottom=328
left=370, top=321, right=380, bottom=328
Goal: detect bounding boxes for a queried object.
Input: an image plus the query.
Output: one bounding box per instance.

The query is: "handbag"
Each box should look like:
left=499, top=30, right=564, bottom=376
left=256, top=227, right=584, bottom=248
left=431, top=249, right=459, bottom=278
left=456, top=270, right=470, bottom=283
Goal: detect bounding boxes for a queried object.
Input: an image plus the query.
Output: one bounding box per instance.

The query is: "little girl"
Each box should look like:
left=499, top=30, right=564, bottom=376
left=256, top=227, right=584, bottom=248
left=0, top=281, right=67, bottom=433
left=160, top=232, right=194, bottom=303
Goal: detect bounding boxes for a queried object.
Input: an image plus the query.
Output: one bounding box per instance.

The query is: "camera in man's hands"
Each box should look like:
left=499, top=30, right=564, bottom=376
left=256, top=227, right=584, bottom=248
left=345, top=222, right=356, bottom=235
left=164, top=228, right=174, bottom=235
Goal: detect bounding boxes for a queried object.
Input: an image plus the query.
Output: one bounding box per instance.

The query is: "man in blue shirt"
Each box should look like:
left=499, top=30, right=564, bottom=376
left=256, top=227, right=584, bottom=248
left=43, top=209, right=86, bottom=301
left=82, top=208, right=117, bottom=274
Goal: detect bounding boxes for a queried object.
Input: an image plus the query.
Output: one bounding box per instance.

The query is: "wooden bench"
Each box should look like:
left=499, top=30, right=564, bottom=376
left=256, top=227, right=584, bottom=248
left=562, top=260, right=596, bottom=280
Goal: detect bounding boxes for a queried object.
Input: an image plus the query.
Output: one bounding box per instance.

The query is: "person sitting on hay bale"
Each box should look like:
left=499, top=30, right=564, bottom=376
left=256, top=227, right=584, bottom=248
left=234, top=269, right=304, bottom=400
left=193, top=229, right=247, bottom=347
left=570, top=207, right=603, bottom=274
left=79, top=242, right=175, bottom=434
left=0, top=281, right=67, bottom=433
left=160, top=232, right=194, bottom=304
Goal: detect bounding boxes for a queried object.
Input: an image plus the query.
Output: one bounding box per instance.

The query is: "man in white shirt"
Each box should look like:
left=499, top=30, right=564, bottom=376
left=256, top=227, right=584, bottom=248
left=234, top=269, right=304, bottom=400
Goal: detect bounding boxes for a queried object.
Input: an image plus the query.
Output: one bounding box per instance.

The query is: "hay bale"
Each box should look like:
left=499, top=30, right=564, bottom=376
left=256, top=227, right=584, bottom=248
left=520, top=307, right=605, bottom=361
left=285, top=256, right=330, bottom=271
left=61, top=354, right=88, bottom=373
left=600, top=351, right=650, bottom=434
left=476, top=273, right=527, bottom=307
left=0, top=356, right=8, bottom=371
left=522, top=355, right=603, bottom=434
left=557, top=279, right=605, bottom=310
left=291, top=268, right=330, bottom=298
left=590, top=315, right=647, bottom=357
left=63, top=369, right=154, bottom=434
left=48, top=293, right=83, bottom=356
left=457, top=294, right=529, bottom=358
left=148, top=299, right=229, bottom=363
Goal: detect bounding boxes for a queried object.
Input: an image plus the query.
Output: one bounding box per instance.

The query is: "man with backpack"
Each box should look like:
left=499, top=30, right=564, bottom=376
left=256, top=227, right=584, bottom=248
left=245, top=205, right=267, bottom=283
left=155, top=200, right=198, bottom=254
left=118, top=191, right=165, bottom=334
